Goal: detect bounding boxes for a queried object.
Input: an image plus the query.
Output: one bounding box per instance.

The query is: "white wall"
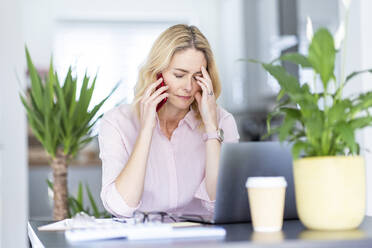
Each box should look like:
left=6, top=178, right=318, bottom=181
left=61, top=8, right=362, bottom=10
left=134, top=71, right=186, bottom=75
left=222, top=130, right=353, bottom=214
left=359, top=0, right=372, bottom=217
left=343, top=0, right=372, bottom=216
left=219, top=0, right=281, bottom=114
left=219, top=0, right=247, bottom=112
left=21, top=0, right=221, bottom=78
left=0, top=0, right=28, bottom=247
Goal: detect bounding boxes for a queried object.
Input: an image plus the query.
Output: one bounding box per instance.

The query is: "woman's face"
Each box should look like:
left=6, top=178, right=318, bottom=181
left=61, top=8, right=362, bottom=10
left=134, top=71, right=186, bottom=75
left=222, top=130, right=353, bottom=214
left=162, top=48, right=207, bottom=111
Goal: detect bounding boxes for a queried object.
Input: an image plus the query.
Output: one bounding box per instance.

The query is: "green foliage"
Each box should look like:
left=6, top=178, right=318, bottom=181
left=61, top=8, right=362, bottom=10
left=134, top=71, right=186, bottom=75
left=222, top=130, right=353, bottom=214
left=47, top=180, right=111, bottom=218
left=251, top=28, right=372, bottom=159
left=20, top=47, right=119, bottom=159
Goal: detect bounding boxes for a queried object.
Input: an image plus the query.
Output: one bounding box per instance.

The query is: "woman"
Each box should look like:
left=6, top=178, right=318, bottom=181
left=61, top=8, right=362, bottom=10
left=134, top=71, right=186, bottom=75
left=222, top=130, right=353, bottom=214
left=99, top=24, right=240, bottom=218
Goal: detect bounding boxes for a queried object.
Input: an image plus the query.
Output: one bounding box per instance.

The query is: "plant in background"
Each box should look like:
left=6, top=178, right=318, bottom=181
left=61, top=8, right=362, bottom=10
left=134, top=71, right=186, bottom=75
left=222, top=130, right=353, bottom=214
left=249, top=0, right=369, bottom=231
left=21, top=47, right=118, bottom=220
left=252, top=20, right=372, bottom=159
left=47, top=180, right=111, bottom=218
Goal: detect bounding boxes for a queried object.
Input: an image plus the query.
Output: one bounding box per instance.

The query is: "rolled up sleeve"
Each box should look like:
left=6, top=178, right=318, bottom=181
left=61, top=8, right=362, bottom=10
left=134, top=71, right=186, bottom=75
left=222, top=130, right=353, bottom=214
left=194, top=178, right=215, bottom=212
left=99, top=118, right=141, bottom=218
left=220, top=113, right=240, bottom=143
left=194, top=111, right=240, bottom=213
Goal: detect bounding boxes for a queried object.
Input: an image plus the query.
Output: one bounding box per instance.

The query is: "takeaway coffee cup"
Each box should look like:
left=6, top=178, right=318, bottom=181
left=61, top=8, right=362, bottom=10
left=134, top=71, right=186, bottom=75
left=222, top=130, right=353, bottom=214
left=246, top=177, right=287, bottom=232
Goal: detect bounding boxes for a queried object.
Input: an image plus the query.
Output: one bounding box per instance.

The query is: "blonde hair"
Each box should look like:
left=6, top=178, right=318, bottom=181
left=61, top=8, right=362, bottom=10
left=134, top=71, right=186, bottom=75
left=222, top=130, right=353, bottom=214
left=132, top=24, right=221, bottom=124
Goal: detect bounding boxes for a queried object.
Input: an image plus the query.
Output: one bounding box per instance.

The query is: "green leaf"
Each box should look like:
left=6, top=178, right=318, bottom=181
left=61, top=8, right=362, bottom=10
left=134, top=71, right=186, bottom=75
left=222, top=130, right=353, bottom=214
left=275, top=52, right=312, bottom=68
left=70, top=198, right=84, bottom=212
left=345, top=68, right=372, bottom=85
left=20, top=94, right=44, bottom=131
left=308, top=28, right=336, bottom=89
left=280, top=107, right=302, bottom=120
left=46, top=179, right=53, bottom=190
left=247, top=58, right=262, bottom=64
left=278, top=115, right=296, bottom=142
left=78, top=137, right=94, bottom=148
left=86, top=183, right=100, bottom=218
left=328, top=99, right=351, bottom=125
left=62, top=67, right=73, bottom=96
left=46, top=57, right=55, bottom=109
left=68, top=197, right=79, bottom=216
left=67, top=205, right=72, bottom=218
left=265, top=110, right=282, bottom=135
left=102, top=212, right=111, bottom=218
left=262, top=64, right=302, bottom=100
left=277, top=89, right=286, bottom=101
left=76, top=74, right=93, bottom=124
left=292, top=141, right=311, bottom=159
left=350, top=92, right=372, bottom=117
left=77, top=182, right=83, bottom=207
left=335, top=122, right=357, bottom=154
left=288, top=130, right=306, bottom=142
left=349, top=116, right=372, bottom=130
left=25, top=46, right=44, bottom=112
left=335, top=68, right=372, bottom=98
left=303, top=109, right=324, bottom=151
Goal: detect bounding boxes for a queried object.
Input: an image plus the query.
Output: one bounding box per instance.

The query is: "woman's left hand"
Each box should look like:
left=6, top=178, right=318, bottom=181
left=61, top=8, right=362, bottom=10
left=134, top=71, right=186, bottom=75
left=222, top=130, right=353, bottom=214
left=194, top=66, right=218, bottom=132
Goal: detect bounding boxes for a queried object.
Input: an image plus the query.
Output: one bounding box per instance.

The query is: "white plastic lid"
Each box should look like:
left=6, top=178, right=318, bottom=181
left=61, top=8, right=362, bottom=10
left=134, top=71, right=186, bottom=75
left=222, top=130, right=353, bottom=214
left=245, top=177, right=287, bottom=188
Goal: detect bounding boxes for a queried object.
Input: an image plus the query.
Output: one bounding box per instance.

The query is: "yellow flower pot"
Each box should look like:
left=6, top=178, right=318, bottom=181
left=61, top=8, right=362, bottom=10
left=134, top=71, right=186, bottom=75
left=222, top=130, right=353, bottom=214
left=293, top=156, right=365, bottom=230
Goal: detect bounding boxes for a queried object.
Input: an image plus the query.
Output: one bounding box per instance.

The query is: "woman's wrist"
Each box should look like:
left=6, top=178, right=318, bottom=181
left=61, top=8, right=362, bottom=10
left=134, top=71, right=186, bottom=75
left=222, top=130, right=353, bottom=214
left=204, top=123, right=218, bottom=133
left=139, top=126, right=154, bottom=140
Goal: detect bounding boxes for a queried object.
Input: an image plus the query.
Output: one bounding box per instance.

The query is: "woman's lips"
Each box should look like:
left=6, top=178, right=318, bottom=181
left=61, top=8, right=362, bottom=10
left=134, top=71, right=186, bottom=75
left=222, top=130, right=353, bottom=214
left=177, top=95, right=192, bottom=100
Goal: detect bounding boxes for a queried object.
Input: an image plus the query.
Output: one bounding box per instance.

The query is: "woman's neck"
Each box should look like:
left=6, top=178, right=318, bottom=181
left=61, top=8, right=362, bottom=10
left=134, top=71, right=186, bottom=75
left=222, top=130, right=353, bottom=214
left=157, top=104, right=189, bottom=132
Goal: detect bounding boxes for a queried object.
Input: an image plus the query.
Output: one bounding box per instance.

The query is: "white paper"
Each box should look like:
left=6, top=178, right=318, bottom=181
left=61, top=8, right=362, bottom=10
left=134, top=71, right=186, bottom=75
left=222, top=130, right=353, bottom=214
left=65, top=223, right=226, bottom=242
left=38, top=218, right=126, bottom=231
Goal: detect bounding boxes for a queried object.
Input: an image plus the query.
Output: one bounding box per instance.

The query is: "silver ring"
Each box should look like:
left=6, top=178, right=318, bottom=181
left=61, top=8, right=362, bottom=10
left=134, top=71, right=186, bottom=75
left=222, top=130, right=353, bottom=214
left=208, top=90, right=214, bottom=96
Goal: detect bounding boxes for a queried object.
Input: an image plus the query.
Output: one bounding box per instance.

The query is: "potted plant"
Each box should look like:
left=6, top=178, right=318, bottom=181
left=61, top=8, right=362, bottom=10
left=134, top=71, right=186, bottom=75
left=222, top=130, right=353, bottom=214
left=21, top=47, right=117, bottom=220
left=251, top=8, right=372, bottom=230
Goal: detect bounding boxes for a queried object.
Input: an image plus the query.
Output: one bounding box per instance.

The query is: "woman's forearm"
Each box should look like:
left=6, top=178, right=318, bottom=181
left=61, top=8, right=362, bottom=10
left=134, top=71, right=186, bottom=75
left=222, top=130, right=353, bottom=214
left=114, top=128, right=153, bottom=208
left=114, top=78, right=168, bottom=208
left=204, top=139, right=221, bottom=201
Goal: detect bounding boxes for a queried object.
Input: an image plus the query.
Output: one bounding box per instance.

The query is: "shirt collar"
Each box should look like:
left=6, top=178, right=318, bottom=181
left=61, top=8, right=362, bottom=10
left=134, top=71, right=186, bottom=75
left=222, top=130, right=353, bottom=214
left=156, top=107, right=200, bottom=131
left=183, top=107, right=200, bottom=130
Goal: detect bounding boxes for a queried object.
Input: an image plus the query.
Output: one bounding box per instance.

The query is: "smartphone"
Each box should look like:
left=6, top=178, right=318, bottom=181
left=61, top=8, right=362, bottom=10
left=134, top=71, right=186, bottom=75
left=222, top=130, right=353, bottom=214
left=155, top=73, right=168, bottom=112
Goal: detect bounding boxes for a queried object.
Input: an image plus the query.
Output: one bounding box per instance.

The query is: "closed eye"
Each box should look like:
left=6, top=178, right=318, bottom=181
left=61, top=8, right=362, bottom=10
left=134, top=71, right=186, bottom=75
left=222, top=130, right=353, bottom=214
left=174, top=74, right=202, bottom=79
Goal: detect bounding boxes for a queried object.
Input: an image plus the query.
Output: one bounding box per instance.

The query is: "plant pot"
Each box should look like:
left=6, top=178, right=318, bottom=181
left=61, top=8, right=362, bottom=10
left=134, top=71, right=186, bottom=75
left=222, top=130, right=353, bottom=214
left=293, top=156, right=365, bottom=230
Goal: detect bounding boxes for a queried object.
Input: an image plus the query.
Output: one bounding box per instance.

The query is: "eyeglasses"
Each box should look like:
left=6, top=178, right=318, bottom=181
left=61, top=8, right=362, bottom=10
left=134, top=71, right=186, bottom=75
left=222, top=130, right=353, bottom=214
left=132, top=211, right=178, bottom=224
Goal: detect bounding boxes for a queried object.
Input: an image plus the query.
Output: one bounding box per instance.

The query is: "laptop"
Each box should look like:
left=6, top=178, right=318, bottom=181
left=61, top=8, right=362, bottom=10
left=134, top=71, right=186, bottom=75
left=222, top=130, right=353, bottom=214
left=180, top=141, right=298, bottom=224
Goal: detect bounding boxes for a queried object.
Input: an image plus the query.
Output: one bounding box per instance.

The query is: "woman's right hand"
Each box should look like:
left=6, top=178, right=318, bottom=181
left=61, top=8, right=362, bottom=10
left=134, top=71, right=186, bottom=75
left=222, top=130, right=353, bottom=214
left=139, top=77, right=169, bottom=131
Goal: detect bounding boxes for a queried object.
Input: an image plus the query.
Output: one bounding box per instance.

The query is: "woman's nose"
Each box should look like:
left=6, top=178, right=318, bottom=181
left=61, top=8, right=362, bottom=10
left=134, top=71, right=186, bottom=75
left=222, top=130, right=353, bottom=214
left=183, top=76, right=193, bottom=92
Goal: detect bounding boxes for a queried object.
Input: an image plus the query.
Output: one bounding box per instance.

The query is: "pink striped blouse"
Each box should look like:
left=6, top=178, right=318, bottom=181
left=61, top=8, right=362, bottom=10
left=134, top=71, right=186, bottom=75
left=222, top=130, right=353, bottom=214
left=99, top=104, right=240, bottom=218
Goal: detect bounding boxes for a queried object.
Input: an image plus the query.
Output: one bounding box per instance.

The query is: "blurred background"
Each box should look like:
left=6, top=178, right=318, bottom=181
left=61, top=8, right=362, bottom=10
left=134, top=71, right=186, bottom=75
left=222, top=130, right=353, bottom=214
left=2, top=0, right=372, bottom=247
